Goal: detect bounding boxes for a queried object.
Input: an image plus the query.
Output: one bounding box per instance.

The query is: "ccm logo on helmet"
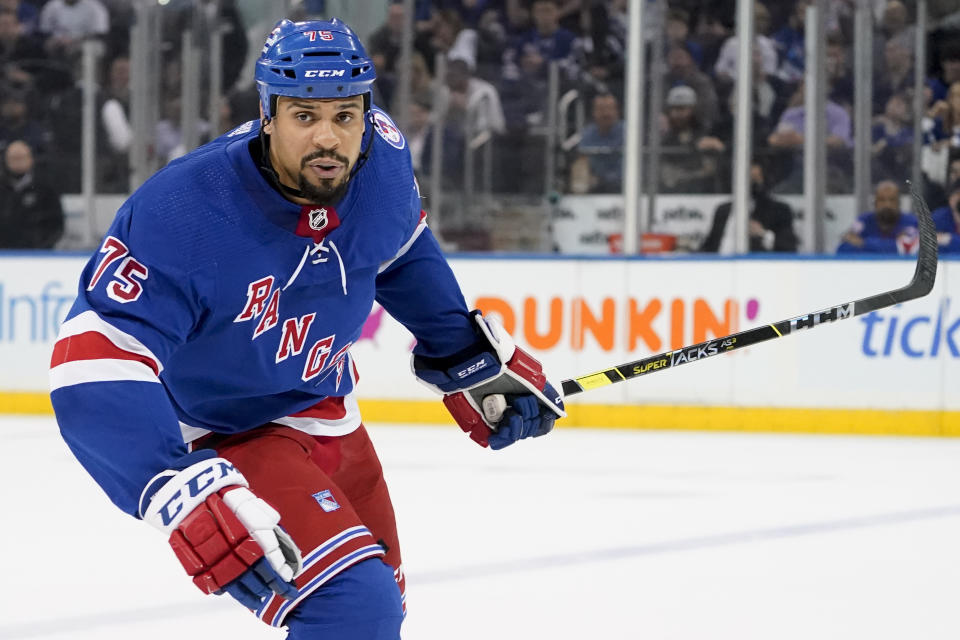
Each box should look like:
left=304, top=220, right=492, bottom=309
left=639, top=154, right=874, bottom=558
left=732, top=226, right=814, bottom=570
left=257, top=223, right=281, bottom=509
left=304, top=69, right=346, bottom=78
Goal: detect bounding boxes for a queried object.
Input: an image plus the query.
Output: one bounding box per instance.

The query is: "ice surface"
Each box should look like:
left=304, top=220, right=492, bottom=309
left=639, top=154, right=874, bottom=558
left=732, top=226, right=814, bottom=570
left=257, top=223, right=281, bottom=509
left=3, top=416, right=960, bottom=639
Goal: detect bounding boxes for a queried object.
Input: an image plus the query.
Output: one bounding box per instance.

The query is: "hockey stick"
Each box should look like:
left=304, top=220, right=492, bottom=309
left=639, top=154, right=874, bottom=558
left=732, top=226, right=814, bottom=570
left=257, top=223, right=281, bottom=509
left=554, top=187, right=938, bottom=399
left=480, top=189, right=937, bottom=422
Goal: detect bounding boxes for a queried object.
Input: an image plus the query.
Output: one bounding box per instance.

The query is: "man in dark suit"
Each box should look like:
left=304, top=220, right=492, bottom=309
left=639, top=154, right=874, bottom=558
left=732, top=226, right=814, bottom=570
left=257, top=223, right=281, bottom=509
left=700, top=161, right=798, bottom=252
left=0, top=138, right=63, bottom=248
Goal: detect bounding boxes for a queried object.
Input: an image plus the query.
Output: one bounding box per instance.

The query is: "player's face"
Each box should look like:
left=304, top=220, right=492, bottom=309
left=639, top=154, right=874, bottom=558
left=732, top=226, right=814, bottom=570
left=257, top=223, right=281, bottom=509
left=264, top=95, right=365, bottom=205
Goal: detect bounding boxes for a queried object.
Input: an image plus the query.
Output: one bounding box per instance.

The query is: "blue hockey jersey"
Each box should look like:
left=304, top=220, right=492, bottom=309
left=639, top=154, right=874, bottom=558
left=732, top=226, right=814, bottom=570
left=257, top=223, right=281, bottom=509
left=932, top=205, right=960, bottom=254
left=836, top=211, right=919, bottom=254
left=50, top=110, right=477, bottom=516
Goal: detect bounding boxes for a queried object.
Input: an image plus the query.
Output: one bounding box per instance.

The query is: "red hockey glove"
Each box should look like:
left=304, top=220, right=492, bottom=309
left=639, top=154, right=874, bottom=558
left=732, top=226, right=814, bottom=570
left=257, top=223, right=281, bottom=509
left=413, top=311, right=566, bottom=448
left=140, top=451, right=302, bottom=609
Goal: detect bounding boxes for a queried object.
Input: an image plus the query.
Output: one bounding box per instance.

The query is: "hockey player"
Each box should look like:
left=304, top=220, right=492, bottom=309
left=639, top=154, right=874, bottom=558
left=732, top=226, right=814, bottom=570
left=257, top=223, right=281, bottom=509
left=49, top=18, right=565, bottom=640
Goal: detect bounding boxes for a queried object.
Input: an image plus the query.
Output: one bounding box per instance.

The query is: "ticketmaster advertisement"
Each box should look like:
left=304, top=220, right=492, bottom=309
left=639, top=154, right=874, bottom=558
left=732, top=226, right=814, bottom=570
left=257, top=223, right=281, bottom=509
left=1, top=254, right=957, bottom=420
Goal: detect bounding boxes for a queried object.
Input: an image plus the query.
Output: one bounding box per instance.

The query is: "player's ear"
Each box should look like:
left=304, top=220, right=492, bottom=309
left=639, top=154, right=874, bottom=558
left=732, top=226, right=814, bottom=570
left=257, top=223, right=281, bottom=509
left=260, top=103, right=273, bottom=135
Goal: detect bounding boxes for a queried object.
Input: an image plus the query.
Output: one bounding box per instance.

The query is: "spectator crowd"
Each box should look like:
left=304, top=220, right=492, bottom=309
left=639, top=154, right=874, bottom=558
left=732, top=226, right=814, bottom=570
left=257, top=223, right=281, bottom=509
left=1, top=0, right=960, bottom=252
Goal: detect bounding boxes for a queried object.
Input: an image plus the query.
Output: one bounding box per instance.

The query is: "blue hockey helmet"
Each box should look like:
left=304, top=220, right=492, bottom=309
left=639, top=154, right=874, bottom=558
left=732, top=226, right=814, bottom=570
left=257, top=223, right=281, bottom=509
left=255, top=18, right=376, bottom=119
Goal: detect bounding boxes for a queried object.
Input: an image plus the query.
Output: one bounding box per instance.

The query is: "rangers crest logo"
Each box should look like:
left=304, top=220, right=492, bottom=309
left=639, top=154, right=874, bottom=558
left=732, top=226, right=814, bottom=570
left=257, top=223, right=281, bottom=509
left=372, top=110, right=405, bottom=149
left=312, top=489, right=340, bottom=512
left=309, top=207, right=329, bottom=231
left=227, top=120, right=255, bottom=137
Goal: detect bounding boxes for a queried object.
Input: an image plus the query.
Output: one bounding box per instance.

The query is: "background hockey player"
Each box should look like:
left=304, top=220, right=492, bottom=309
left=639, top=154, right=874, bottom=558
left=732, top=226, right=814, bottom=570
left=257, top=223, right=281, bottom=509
left=49, top=17, right=565, bottom=640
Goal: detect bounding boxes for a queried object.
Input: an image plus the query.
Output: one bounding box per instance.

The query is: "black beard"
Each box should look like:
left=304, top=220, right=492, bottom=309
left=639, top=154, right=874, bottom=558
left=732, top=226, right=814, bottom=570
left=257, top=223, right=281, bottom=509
left=298, top=149, right=352, bottom=206
left=298, top=172, right=350, bottom=206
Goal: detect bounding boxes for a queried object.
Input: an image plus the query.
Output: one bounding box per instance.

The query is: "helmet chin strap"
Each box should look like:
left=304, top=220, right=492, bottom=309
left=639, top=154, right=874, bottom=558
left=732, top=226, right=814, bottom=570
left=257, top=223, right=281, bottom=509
left=257, top=119, right=310, bottom=201
left=257, top=110, right=376, bottom=204
left=350, top=110, right=376, bottom=178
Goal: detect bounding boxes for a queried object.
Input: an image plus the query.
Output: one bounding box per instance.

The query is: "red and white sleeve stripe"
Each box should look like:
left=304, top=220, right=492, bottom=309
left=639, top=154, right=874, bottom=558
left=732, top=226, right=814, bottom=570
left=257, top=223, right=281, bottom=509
left=377, top=210, right=428, bottom=274
left=49, top=310, right=164, bottom=392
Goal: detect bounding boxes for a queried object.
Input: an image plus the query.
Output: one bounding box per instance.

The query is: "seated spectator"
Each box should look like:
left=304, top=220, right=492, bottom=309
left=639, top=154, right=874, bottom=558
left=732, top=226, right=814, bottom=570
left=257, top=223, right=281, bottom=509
left=498, top=39, right=549, bottom=128
left=712, top=42, right=787, bottom=150
left=219, top=86, right=259, bottom=133
left=438, top=54, right=505, bottom=136
left=922, top=148, right=960, bottom=210
left=368, top=2, right=406, bottom=76
left=825, top=0, right=855, bottom=35
left=405, top=90, right=464, bottom=188
left=0, top=139, right=63, bottom=248
left=212, top=0, right=247, bottom=91
left=880, top=0, right=915, bottom=53
left=473, top=7, right=509, bottom=81
left=0, top=9, right=45, bottom=92
left=395, top=51, right=435, bottom=113
left=825, top=31, right=854, bottom=109
left=0, top=0, right=39, bottom=34
left=700, top=161, right=798, bottom=252
left=694, top=9, right=733, bottom=77
left=570, top=92, right=624, bottom=194
left=0, top=91, right=51, bottom=153
left=925, top=81, right=960, bottom=150
left=380, top=47, right=435, bottom=116
left=154, top=95, right=210, bottom=164
left=767, top=82, right=853, bottom=192
left=665, top=8, right=703, bottom=69
left=932, top=179, right=960, bottom=253
left=566, top=2, right=625, bottom=100
left=502, top=0, right=575, bottom=81
left=837, top=180, right=918, bottom=253
left=659, top=85, right=722, bottom=193
left=923, top=81, right=960, bottom=187
left=950, top=152, right=960, bottom=185
left=38, top=0, right=109, bottom=58
left=406, top=91, right=432, bottom=175
left=772, top=0, right=808, bottom=84
left=368, top=2, right=407, bottom=107
left=663, top=43, right=719, bottom=132
left=872, top=92, right=913, bottom=182
left=415, top=9, right=476, bottom=76
left=874, top=39, right=915, bottom=113
left=938, top=46, right=960, bottom=99
left=98, top=55, right=130, bottom=192
left=713, top=3, right=777, bottom=87
left=437, top=0, right=496, bottom=29
left=502, top=1, right=531, bottom=37
left=497, top=41, right=549, bottom=193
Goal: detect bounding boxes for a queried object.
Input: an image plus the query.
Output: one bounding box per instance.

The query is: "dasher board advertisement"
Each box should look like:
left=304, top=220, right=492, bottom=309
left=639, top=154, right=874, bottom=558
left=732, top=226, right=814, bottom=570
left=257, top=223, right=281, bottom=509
left=1, top=254, right=955, bottom=415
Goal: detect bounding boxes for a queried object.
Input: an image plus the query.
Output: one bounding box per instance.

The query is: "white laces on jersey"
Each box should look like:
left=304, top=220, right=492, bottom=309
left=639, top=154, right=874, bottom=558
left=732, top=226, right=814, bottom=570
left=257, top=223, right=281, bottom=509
left=283, top=240, right=348, bottom=295
left=310, top=239, right=348, bottom=295
left=284, top=245, right=310, bottom=291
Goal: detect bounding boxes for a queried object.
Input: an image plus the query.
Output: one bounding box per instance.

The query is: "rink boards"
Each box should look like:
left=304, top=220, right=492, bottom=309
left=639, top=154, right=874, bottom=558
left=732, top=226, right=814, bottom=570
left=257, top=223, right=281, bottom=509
left=1, top=253, right=957, bottom=436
